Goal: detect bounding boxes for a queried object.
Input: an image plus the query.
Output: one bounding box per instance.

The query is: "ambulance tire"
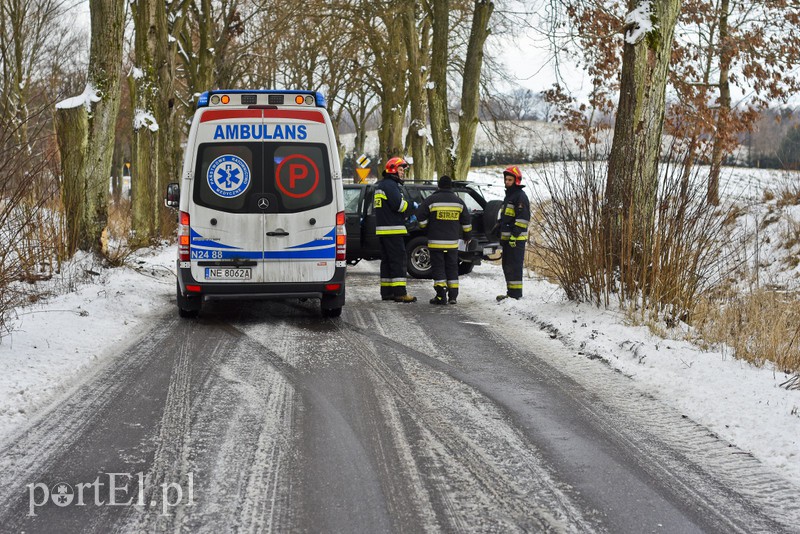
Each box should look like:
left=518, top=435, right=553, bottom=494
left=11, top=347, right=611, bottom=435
left=177, top=281, right=201, bottom=318
left=321, top=293, right=343, bottom=318
left=322, top=306, right=342, bottom=318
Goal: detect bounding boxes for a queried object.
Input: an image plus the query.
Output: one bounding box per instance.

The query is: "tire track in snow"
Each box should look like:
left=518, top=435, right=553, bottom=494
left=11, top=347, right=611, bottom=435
left=336, top=309, right=594, bottom=532
left=474, top=313, right=800, bottom=533
left=120, top=317, right=299, bottom=533
left=0, top=313, right=176, bottom=523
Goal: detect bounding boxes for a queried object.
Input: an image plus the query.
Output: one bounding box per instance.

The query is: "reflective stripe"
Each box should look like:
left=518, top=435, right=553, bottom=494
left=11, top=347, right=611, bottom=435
left=399, top=199, right=408, bottom=213
left=418, top=219, right=429, bottom=228
left=447, top=281, right=459, bottom=288
left=428, top=239, right=459, bottom=249
left=501, top=233, right=527, bottom=241
left=462, top=224, right=472, bottom=232
left=433, top=281, right=447, bottom=287
left=504, top=207, right=515, bottom=216
left=515, top=219, right=529, bottom=228
left=507, top=282, right=523, bottom=289
left=430, top=202, right=463, bottom=211
left=384, top=279, right=407, bottom=287
left=376, top=225, right=408, bottom=235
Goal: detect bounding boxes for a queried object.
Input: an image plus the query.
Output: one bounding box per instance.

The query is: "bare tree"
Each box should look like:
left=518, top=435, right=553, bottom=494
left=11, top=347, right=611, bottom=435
left=54, top=0, right=125, bottom=254
left=605, top=0, right=681, bottom=269
left=454, top=0, right=494, bottom=181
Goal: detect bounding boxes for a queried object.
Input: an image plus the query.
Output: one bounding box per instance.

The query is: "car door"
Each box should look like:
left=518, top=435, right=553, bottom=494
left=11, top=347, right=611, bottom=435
left=343, top=185, right=364, bottom=259
left=360, top=187, right=381, bottom=258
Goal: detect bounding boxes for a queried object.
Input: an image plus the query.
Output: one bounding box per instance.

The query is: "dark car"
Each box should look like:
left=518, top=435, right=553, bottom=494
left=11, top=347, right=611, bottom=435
left=344, top=181, right=502, bottom=278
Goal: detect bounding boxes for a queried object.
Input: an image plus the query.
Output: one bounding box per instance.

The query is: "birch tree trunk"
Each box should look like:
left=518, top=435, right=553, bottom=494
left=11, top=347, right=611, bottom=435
left=454, top=0, right=493, bottom=181
left=605, top=0, right=681, bottom=273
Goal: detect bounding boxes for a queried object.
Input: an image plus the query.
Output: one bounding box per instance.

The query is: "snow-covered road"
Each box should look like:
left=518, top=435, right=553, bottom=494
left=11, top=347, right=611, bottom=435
left=0, top=258, right=797, bottom=532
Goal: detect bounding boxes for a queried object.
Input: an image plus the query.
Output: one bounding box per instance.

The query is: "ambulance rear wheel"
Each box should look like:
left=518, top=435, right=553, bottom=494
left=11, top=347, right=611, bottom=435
left=322, top=306, right=342, bottom=318
left=177, top=281, right=201, bottom=318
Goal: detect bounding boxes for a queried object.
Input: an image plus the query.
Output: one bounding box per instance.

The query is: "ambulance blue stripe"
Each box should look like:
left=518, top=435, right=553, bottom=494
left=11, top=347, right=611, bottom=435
left=190, top=229, right=334, bottom=258
left=190, top=228, right=242, bottom=250
left=288, top=228, right=336, bottom=249
left=265, top=248, right=335, bottom=260
left=191, top=248, right=334, bottom=260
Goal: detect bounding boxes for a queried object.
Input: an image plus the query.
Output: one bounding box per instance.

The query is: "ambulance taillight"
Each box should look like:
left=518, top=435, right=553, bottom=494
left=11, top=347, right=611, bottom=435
left=179, top=211, right=191, bottom=261
left=335, top=211, right=346, bottom=261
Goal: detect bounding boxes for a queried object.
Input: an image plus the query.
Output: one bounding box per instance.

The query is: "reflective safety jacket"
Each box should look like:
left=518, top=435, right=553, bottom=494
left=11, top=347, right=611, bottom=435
left=374, top=175, right=409, bottom=235
left=499, top=185, right=530, bottom=242
left=416, top=189, right=472, bottom=249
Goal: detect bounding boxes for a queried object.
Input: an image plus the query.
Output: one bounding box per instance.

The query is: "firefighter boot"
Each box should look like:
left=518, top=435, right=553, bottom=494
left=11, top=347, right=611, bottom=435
left=448, top=287, right=458, bottom=304
left=429, top=286, right=447, bottom=305
left=395, top=294, right=417, bottom=303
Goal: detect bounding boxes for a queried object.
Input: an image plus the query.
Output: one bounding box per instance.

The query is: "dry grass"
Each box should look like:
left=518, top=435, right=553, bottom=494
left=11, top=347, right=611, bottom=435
left=692, top=289, right=800, bottom=374
left=527, top=157, right=800, bottom=378
left=104, top=198, right=134, bottom=267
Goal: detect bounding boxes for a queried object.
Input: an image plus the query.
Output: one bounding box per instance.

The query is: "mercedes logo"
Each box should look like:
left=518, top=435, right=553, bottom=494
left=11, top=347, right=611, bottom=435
left=257, top=197, right=270, bottom=209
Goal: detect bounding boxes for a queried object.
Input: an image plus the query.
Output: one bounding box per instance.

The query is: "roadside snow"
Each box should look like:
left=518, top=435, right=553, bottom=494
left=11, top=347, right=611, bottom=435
left=0, top=247, right=174, bottom=439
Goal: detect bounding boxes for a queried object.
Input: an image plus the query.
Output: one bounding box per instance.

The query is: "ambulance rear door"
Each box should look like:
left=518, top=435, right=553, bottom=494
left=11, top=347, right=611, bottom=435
left=261, top=107, right=337, bottom=283
left=189, top=108, right=266, bottom=284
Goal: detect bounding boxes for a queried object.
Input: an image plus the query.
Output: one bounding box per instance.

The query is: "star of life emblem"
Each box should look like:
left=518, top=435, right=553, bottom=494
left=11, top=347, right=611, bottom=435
left=207, top=155, right=250, bottom=198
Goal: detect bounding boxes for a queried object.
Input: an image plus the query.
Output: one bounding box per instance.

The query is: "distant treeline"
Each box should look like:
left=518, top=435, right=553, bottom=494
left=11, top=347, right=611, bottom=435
left=342, top=149, right=584, bottom=179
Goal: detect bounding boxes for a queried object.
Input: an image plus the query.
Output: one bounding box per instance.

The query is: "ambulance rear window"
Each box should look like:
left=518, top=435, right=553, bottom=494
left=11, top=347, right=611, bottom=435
left=194, top=142, right=332, bottom=213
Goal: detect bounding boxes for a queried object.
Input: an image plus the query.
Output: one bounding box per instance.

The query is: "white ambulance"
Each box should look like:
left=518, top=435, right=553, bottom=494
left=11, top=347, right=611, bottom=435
left=165, top=90, right=346, bottom=318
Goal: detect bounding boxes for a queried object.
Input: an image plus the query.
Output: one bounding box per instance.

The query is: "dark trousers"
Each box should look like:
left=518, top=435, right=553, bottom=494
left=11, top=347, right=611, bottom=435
left=431, top=248, right=459, bottom=299
left=379, top=235, right=408, bottom=297
left=501, top=241, right=526, bottom=298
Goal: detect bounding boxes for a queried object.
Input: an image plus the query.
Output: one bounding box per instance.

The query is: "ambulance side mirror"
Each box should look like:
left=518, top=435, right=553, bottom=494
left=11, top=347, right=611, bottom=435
left=165, top=182, right=180, bottom=209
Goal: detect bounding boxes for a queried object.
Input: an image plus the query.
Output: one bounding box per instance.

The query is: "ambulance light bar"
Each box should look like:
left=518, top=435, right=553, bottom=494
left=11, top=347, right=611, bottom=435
left=197, top=90, right=326, bottom=109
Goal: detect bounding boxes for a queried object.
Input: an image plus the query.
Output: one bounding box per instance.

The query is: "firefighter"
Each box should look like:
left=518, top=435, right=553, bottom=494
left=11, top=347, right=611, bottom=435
left=497, top=165, right=530, bottom=301
left=374, top=157, right=417, bottom=302
left=416, top=175, right=472, bottom=305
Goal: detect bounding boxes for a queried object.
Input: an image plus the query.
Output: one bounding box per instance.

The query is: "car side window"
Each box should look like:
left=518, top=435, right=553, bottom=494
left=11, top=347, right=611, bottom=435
left=343, top=188, right=362, bottom=214
left=403, top=187, right=428, bottom=205
left=457, top=191, right=482, bottom=212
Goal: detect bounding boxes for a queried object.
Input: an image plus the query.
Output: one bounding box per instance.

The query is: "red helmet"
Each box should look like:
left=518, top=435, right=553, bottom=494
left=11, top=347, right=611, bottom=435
left=503, top=165, right=523, bottom=186
left=385, top=157, right=409, bottom=174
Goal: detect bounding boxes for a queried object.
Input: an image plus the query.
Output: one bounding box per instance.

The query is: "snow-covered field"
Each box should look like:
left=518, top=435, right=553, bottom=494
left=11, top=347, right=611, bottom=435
left=0, top=164, right=798, bottom=493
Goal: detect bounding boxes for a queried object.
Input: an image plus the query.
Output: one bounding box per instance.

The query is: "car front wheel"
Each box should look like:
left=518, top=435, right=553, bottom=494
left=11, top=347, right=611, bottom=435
left=406, top=236, right=433, bottom=279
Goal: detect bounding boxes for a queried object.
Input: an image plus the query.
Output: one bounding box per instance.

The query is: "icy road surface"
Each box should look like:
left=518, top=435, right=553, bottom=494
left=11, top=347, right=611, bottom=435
left=0, top=265, right=798, bottom=533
